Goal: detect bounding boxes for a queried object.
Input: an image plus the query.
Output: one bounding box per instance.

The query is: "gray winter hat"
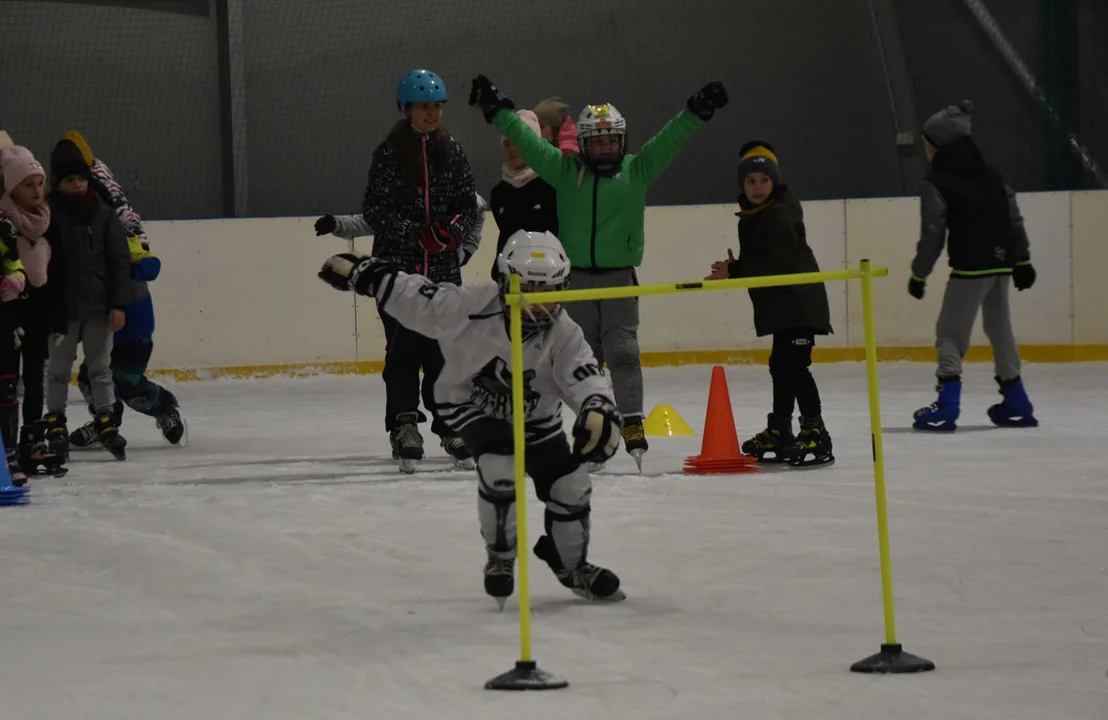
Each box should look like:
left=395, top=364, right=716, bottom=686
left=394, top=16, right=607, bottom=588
left=923, top=100, right=974, bottom=148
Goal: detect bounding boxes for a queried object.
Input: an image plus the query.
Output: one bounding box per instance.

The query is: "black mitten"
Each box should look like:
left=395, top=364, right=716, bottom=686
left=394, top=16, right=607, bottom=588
left=572, top=395, right=623, bottom=463
left=314, top=215, right=337, bottom=236
left=908, top=275, right=926, bottom=299
left=468, top=75, right=515, bottom=123
left=686, top=82, right=729, bottom=121
left=1012, top=263, right=1036, bottom=291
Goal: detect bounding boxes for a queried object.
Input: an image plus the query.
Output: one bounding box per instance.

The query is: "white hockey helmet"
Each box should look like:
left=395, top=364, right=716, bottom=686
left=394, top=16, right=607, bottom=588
left=576, top=103, right=627, bottom=175
left=496, top=229, right=571, bottom=329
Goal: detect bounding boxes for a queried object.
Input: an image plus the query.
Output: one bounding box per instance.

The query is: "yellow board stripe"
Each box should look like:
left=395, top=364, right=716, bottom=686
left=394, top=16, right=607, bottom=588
left=138, top=345, right=1108, bottom=383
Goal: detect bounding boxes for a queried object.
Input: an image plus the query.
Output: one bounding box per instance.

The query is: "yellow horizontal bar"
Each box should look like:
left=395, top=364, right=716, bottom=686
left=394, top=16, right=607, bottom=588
left=504, top=267, right=888, bottom=305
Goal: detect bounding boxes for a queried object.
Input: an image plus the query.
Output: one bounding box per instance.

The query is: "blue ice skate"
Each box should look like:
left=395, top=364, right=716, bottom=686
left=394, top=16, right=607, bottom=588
left=913, top=378, right=961, bottom=432
left=987, top=376, right=1038, bottom=428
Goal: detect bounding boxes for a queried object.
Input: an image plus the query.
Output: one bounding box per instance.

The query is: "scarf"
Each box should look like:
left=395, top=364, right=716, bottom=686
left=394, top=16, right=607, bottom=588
left=0, top=194, right=50, bottom=239
left=501, top=163, right=538, bottom=189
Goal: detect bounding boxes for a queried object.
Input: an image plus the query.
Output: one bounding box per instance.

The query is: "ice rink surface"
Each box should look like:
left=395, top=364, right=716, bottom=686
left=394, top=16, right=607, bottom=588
left=1, top=362, right=1105, bottom=720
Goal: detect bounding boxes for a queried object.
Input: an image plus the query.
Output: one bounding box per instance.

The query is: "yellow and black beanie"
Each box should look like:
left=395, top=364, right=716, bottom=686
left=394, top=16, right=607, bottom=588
left=737, top=139, right=781, bottom=186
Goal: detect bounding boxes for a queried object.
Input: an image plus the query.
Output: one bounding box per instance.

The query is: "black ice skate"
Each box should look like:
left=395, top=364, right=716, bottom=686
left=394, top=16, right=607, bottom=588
left=484, top=550, right=515, bottom=611
left=69, top=420, right=101, bottom=449
left=782, top=416, right=834, bottom=468
left=533, top=535, right=625, bottom=602
left=741, top=413, right=795, bottom=463
left=30, top=414, right=70, bottom=477
left=441, top=435, right=474, bottom=471
left=621, top=414, right=648, bottom=473
left=390, top=412, right=424, bottom=474
left=157, top=406, right=188, bottom=446
left=6, top=447, right=26, bottom=487
left=93, top=413, right=127, bottom=461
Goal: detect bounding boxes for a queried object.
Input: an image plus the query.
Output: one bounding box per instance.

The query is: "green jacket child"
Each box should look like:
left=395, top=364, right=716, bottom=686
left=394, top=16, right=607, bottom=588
left=469, top=75, right=728, bottom=472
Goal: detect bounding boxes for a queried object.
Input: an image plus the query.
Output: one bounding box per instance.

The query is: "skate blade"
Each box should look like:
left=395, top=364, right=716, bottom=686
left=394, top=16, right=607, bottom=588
left=174, top=418, right=190, bottom=448
left=398, top=458, right=418, bottom=474
left=495, top=596, right=507, bottom=611
left=571, top=587, right=627, bottom=603
left=630, top=449, right=644, bottom=474
left=452, top=457, right=475, bottom=471
left=787, top=454, right=835, bottom=469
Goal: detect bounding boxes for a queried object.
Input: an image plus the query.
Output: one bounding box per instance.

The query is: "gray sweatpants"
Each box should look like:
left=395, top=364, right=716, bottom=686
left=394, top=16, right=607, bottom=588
left=563, top=268, right=643, bottom=417
left=935, top=275, right=1021, bottom=381
left=48, top=318, right=116, bottom=415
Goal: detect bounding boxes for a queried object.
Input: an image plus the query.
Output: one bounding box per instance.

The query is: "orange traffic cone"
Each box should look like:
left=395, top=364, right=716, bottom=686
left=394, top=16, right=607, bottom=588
left=683, top=366, right=759, bottom=474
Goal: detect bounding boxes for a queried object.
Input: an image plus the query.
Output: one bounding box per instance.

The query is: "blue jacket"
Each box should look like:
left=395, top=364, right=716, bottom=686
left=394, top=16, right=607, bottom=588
left=114, top=235, right=160, bottom=345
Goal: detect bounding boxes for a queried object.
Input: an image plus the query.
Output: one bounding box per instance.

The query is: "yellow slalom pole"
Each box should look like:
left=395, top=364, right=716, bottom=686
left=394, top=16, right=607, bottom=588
left=507, top=274, right=534, bottom=664
left=859, top=259, right=897, bottom=646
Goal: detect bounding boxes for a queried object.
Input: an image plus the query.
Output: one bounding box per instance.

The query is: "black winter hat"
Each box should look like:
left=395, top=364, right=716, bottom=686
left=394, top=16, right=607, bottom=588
left=50, top=138, right=91, bottom=183
left=737, top=139, right=781, bottom=186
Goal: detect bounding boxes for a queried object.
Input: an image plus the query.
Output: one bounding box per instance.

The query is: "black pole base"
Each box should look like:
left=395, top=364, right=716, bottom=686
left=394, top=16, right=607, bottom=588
left=851, top=643, right=935, bottom=674
left=485, top=660, right=569, bottom=690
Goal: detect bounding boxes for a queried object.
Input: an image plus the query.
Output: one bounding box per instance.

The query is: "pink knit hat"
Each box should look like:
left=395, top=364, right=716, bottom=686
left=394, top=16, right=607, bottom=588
left=0, top=143, right=46, bottom=198
left=501, top=109, right=542, bottom=148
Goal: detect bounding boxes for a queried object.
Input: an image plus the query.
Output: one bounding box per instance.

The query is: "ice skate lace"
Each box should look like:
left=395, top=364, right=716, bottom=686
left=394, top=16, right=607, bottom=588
left=157, top=409, right=182, bottom=431
left=485, top=557, right=514, bottom=576
left=394, top=424, right=422, bottom=448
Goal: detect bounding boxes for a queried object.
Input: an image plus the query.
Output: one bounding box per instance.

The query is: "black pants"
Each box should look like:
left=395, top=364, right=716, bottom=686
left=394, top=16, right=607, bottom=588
left=20, top=322, right=49, bottom=426
left=379, top=308, right=447, bottom=435
left=769, top=329, right=822, bottom=421
left=0, top=313, right=19, bottom=453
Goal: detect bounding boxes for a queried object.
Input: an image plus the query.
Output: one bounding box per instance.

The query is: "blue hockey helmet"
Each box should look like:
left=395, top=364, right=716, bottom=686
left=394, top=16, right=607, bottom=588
left=396, top=69, right=448, bottom=111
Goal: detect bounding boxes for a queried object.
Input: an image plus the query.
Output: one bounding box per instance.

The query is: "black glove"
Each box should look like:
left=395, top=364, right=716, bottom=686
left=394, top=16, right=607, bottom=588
left=686, top=82, right=729, bottom=121
left=314, top=215, right=337, bottom=236
left=908, top=275, right=926, bottom=300
left=458, top=246, right=473, bottom=266
left=468, top=75, right=515, bottom=124
left=419, top=220, right=458, bottom=253
left=1012, top=263, right=1036, bottom=291
left=318, top=253, right=396, bottom=297
left=572, top=395, right=623, bottom=463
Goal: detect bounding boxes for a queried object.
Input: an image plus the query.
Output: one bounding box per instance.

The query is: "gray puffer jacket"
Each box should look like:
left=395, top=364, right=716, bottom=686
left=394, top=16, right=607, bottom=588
left=45, top=189, right=131, bottom=332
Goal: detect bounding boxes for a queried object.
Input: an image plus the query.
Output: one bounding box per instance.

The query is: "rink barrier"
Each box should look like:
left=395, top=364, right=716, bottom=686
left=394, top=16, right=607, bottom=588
left=139, top=344, right=1108, bottom=383
left=486, top=261, right=934, bottom=690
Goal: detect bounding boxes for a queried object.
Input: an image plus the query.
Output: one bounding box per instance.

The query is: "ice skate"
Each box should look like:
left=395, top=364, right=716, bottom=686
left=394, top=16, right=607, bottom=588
left=621, top=414, right=648, bottom=473
left=390, top=412, right=423, bottom=474
left=68, top=420, right=101, bottom=449
left=987, top=376, right=1038, bottom=428
left=157, top=406, right=188, bottom=445
left=741, top=413, right=794, bottom=463
left=913, top=378, right=961, bottom=432
left=6, top=447, right=27, bottom=487
left=483, top=549, right=515, bottom=610
left=534, top=535, right=625, bottom=602
left=441, top=435, right=474, bottom=470
left=783, top=415, right=834, bottom=468
left=93, top=414, right=127, bottom=461
left=29, top=414, right=70, bottom=477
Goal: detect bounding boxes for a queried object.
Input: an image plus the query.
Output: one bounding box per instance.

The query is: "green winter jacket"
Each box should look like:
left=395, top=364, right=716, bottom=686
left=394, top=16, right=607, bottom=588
left=494, top=107, right=704, bottom=269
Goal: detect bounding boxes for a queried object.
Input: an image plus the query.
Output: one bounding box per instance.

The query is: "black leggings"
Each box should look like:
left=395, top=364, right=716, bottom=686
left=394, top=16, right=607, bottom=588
left=20, top=323, right=48, bottom=426
left=768, top=329, right=822, bottom=420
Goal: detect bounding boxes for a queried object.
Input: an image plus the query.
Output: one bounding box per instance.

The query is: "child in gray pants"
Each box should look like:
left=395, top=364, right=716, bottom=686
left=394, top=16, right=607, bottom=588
left=908, top=101, right=1038, bottom=432
left=40, top=137, right=132, bottom=463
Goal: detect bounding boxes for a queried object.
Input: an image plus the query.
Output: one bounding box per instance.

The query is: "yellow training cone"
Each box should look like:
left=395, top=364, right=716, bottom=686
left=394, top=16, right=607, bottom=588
left=643, top=403, right=695, bottom=437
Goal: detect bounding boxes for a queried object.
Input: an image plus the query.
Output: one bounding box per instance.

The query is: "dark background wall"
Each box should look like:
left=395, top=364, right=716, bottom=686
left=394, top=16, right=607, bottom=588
left=2, top=0, right=1104, bottom=220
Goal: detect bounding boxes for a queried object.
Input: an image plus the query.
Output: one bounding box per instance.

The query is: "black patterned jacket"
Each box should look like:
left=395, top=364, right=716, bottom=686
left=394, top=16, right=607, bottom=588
left=361, top=131, right=478, bottom=284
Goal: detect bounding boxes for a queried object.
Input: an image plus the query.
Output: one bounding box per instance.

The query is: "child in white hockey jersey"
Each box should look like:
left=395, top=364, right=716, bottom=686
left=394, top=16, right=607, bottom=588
left=319, top=229, right=625, bottom=603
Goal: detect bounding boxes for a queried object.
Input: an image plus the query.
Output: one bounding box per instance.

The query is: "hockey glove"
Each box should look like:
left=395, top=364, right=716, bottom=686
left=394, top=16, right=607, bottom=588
left=459, top=246, right=473, bottom=266
left=1012, top=262, right=1036, bottom=291
left=319, top=253, right=397, bottom=297
left=469, top=75, right=515, bottom=124
left=572, top=395, right=623, bottom=463
left=908, top=275, right=926, bottom=300
left=687, top=82, right=729, bottom=122
left=419, top=219, right=459, bottom=253
left=314, top=214, right=337, bottom=236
